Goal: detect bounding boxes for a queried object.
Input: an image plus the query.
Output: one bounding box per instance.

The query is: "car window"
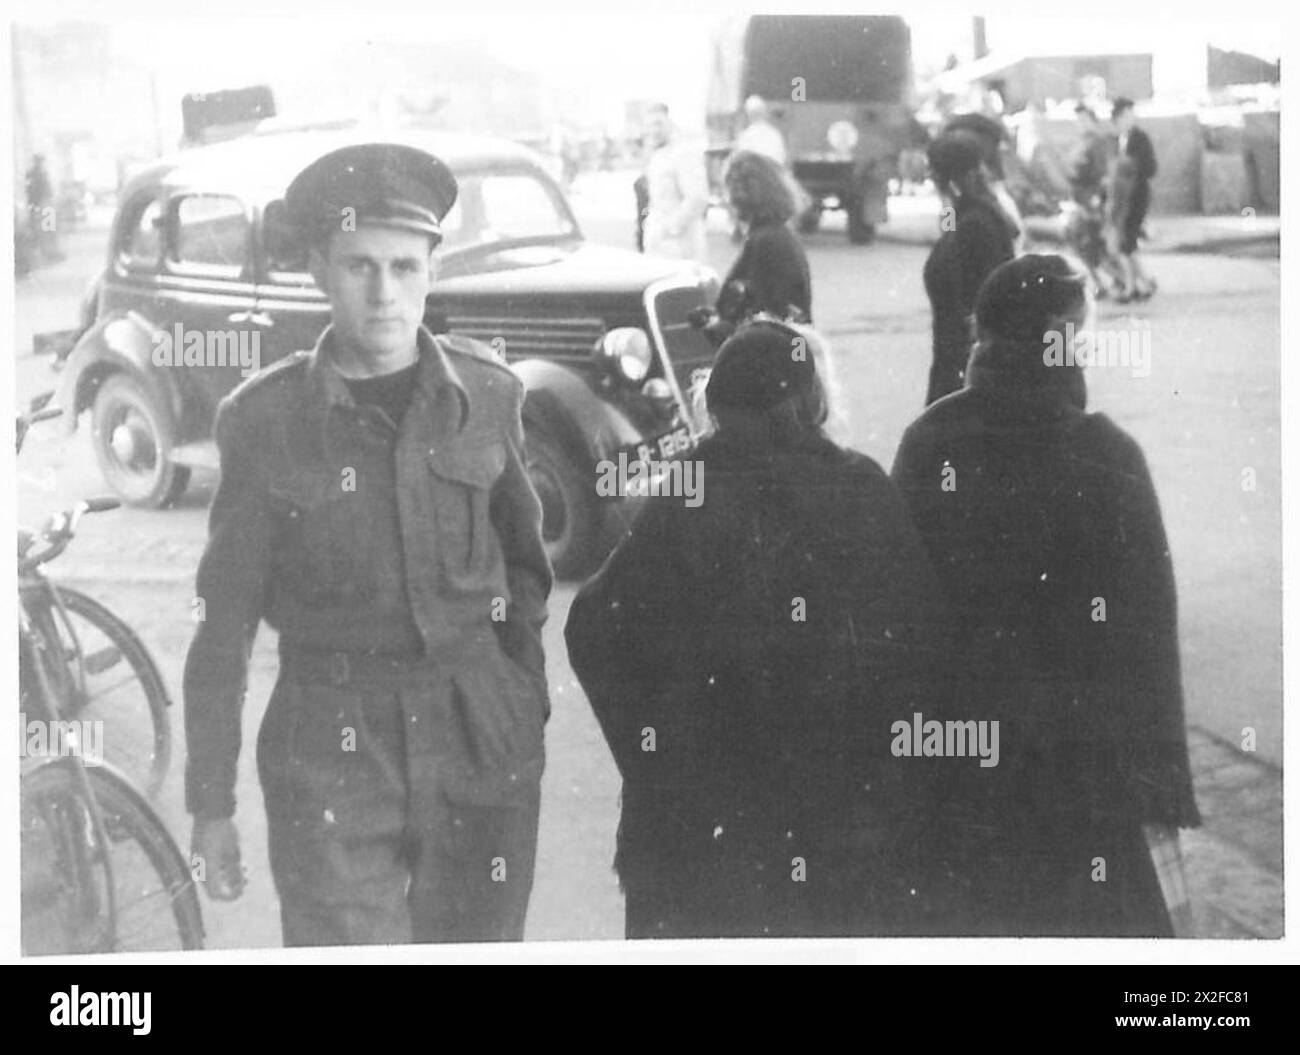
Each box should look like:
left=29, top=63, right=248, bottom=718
left=120, top=196, right=163, bottom=267
left=441, top=172, right=576, bottom=251
left=262, top=197, right=312, bottom=280
left=172, top=194, right=249, bottom=274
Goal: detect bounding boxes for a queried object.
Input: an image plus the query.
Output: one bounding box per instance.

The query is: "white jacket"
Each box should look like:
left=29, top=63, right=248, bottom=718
left=643, top=139, right=709, bottom=261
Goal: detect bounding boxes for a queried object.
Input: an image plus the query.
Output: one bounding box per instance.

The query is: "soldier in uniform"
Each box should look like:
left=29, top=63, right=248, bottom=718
left=183, top=143, right=553, bottom=945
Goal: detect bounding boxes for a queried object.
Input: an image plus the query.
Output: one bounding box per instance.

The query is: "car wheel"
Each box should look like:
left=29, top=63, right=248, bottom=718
left=524, top=428, right=599, bottom=580
left=796, top=203, right=821, bottom=234
left=90, top=374, right=190, bottom=508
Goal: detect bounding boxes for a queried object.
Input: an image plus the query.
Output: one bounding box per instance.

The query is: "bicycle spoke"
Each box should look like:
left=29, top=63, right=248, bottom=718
left=109, top=870, right=198, bottom=950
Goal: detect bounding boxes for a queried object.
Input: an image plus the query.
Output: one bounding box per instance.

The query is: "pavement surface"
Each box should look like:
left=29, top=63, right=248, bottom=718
left=12, top=171, right=1283, bottom=944
left=867, top=190, right=1281, bottom=255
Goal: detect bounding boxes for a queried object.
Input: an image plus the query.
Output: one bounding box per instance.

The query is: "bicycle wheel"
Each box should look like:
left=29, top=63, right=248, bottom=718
left=21, top=762, right=204, bottom=954
left=86, top=765, right=204, bottom=950
left=30, top=583, right=172, bottom=797
left=21, top=762, right=115, bottom=955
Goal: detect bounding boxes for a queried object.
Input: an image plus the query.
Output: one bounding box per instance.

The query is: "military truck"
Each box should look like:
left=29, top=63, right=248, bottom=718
left=706, top=14, right=916, bottom=243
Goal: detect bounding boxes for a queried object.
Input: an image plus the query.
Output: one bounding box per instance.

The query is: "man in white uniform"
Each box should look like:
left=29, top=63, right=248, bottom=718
left=641, top=103, right=709, bottom=262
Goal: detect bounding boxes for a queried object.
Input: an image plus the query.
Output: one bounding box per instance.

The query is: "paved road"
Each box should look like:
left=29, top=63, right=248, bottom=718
left=14, top=174, right=1281, bottom=944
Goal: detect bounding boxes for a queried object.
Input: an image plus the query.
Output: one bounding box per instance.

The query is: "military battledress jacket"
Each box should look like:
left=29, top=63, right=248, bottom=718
left=183, top=325, right=552, bottom=821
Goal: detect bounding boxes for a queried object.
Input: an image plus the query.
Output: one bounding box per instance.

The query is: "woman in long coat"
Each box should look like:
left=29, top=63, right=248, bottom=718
left=891, top=254, right=1200, bottom=936
left=566, top=320, right=953, bottom=939
left=922, top=131, right=1019, bottom=406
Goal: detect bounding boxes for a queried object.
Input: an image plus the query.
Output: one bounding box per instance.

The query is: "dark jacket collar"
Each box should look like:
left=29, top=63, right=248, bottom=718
left=955, top=189, right=1019, bottom=237
left=700, top=417, right=840, bottom=467
left=965, top=337, right=1088, bottom=414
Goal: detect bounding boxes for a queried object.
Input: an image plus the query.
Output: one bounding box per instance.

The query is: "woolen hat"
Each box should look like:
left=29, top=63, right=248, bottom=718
left=974, top=254, right=1088, bottom=343
left=706, top=319, right=817, bottom=411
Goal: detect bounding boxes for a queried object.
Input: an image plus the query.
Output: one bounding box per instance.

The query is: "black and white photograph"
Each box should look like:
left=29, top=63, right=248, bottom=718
left=4, top=0, right=1292, bottom=980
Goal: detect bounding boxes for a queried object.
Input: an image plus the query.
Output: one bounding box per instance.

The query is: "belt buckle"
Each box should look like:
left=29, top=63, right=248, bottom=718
left=328, top=652, right=350, bottom=685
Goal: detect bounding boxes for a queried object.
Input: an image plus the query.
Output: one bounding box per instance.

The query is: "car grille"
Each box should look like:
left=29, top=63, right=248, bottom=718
left=444, top=315, right=605, bottom=362
left=645, top=281, right=716, bottom=435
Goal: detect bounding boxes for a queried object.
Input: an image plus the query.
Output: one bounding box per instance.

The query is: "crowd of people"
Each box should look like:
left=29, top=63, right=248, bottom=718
left=1066, top=98, right=1160, bottom=303
left=569, top=254, right=1197, bottom=937
left=635, top=96, right=1161, bottom=409
left=182, top=105, right=1191, bottom=947
left=564, top=98, right=1194, bottom=939
left=920, top=102, right=1158, bottom=404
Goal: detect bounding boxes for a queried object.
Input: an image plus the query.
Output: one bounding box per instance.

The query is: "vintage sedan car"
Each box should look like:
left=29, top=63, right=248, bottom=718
left=52, top=127, right=718, bottom=576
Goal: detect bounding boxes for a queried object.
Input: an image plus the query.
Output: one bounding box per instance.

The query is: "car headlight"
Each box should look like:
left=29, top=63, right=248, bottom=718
left=599, top=327, right=652, bottom=383
left=640, top=376, right=673, bottom=403
left=828, top=120, right=858, bottom=154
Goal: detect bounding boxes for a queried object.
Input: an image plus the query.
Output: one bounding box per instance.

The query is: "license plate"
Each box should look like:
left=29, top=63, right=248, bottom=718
left=628, top=425, right=695, bottom=465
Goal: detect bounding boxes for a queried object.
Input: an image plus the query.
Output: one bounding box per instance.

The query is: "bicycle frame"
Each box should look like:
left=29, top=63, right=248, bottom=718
left=19, top=602, right=120, bottom=948
left=21, top=573, right=91, bottom=709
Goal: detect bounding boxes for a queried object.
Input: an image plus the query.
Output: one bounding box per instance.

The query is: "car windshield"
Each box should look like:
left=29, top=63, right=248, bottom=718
left=261, top=166, right=579, bottom=277
left=438, top=170, right=577, bottom=252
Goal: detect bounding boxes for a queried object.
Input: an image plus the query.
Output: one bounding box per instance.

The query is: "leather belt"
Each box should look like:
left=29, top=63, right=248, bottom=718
left=280, top=644, right=448, bottom=686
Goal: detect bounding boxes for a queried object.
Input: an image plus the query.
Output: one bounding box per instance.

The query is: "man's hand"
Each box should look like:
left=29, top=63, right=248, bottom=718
left=191, top=817, right=246, bottom=901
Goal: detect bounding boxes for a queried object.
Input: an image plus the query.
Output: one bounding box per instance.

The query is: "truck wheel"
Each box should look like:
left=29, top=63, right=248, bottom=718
left=524, top=428, right=599, bottom=580
left=846, top=193, right=876, bottom=244
left=796, top=202, right=822, bottom=234
left=91, top=374, right=190, bottom=508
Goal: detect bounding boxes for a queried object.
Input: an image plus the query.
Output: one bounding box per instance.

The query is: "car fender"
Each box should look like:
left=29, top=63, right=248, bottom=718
left=54, top=310, right=183, bottom=438
left=511, top=357, right=647, bottom=472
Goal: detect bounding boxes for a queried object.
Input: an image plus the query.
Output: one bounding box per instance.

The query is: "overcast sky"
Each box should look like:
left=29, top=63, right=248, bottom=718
left=13, top=3, right=1286, bottom=131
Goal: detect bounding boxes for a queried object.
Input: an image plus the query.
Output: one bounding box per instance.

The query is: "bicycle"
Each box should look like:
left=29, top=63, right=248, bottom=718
left=19, top=394, right=173, bottom=798
left=18, top=396, right=203, bottom=953
left=21, top=605, right=205, bottom=953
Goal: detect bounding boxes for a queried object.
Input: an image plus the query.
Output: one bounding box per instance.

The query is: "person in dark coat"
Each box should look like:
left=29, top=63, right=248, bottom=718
left=24, top=154, right=62, bottom=264
left=922, top=131, right=1018, bottom=406
left=891, top=254, right=1200, bottom=936
left=695, top=150, right=812, bottom=348
left=566, top=320, right=953, bottom=939
left=1109, top=97, right=1158, bottom=301
left=941, top=111, right=1025, bottom=253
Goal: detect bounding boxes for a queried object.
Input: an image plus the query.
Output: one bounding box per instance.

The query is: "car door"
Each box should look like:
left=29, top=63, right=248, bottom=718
left=156, top=190, right=261, bottom=423
left=251, top=197, right=330, bottom=363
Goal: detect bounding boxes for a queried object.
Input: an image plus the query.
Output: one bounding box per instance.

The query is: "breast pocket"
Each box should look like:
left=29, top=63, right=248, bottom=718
left=426, top=442, right=507, bottom=579
left=268, top=475, right=370, bottom=602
